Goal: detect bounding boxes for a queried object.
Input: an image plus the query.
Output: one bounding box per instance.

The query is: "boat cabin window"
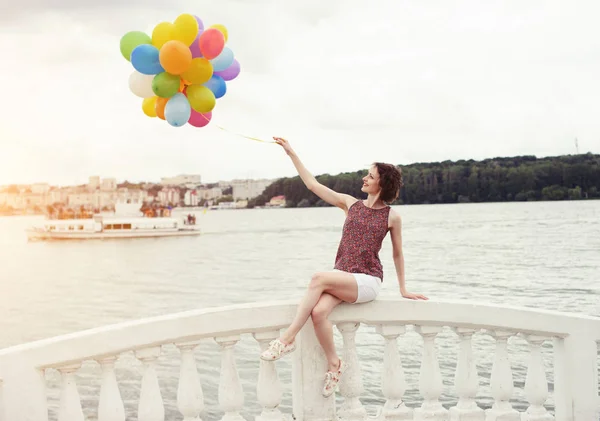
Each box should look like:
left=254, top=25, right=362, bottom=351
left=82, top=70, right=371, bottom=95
left=105, top=224, right=112, bottom=230
left=78, top=225, right=84, bottom=230
left=123, top=223, right=132, bottom=230
left=68, top=225, right=74, bottom=231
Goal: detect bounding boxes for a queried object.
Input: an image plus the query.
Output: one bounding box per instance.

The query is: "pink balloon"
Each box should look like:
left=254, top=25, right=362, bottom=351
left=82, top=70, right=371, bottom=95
left=189, top=30, right=204, bottom=58
left=214, top=59, right=241, bottom=81
left=188, top=110, right=212, bottom=127
left=199, top=29, right=225, bottom=60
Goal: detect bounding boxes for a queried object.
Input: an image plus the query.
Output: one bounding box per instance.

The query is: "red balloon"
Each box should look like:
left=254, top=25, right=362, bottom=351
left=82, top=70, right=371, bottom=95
left=198, top=29, right=225, bottom=60
left=188, top=110, right=212, bottom=127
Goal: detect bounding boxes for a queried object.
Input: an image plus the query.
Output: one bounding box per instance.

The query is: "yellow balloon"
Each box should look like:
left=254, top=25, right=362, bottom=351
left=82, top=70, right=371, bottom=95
left=186, top=85, right=216, bottom=113
left=152, top=22, right=180, bottom=49
left=181, top=58, right=213, bottom=85
left=209, top=24, right=228, bottom=42
left=142, top=96, right=158, bottom=117
left=174, top=14, right=199, bottom=46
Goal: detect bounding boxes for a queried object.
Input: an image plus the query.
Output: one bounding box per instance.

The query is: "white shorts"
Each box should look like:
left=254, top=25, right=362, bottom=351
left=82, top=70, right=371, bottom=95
left=333, top=270, right=382, bottom=304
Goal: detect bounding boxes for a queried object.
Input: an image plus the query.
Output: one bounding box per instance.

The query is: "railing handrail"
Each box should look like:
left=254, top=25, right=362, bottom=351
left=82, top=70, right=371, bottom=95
left=1, top=298, right=599, bottom=371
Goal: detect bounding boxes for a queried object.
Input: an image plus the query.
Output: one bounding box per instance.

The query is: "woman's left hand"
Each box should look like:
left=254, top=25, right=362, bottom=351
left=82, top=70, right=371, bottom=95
left=401, top=291, right=429, bottom=300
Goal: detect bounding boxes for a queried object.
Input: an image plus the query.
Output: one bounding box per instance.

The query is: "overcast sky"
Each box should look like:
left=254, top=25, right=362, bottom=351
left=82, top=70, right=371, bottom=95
left=1, top=0, right=599, bottom=186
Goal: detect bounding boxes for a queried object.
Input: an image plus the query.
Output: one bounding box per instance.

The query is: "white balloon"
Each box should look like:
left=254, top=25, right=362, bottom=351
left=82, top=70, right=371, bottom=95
left=128, top=71, right=155, bottom=98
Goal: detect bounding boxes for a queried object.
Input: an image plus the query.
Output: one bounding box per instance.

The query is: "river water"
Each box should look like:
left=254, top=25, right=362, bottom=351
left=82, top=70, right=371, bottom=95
left=1, top=201, right=599, bottom=420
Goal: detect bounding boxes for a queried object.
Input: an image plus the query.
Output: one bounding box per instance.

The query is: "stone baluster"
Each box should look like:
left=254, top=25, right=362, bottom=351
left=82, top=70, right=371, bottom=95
left=414, top=326, right=447, bottom=421
left=485, top=331, right=519, bottom=421
left=215, top=335, right=245, bottom=421
left=135, top=347, right=165, bottom=421
left=253, top=331, right=284, bottom=421
left=375, top=325, right=412, bottom=421
left=522, top=336, right=553, bottom=421
left=58, top=364, right=85, bottom=421
left=176, top=341, right=205, bottom=421
left=337, top=322, right=368, bottom=421
left=0, top=378, right=5, bottom=421
left=450, top=328, right=484, bottom=421
left=97, top=356, right=126, bottom=421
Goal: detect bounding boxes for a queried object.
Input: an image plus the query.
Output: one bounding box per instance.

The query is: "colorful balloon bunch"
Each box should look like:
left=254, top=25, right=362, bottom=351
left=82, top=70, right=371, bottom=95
left=120, top=14, right=241, bottom=128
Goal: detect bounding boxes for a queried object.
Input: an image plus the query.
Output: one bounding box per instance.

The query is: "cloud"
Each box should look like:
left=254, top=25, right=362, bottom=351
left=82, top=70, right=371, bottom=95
left=0, top=0, right=599, bottom=185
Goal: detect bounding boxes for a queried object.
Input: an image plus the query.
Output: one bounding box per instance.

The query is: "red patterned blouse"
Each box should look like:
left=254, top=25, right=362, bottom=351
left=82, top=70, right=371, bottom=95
left=333, top=200, right=391, bottom=281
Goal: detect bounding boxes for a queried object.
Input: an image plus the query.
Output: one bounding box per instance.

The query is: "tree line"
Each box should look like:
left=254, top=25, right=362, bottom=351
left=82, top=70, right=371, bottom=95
left=249, top=153, right=600, bottom=208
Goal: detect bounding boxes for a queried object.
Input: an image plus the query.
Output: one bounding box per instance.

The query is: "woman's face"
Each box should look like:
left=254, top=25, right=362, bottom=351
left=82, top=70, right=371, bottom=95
left=361, top=166, right=381, bottom=195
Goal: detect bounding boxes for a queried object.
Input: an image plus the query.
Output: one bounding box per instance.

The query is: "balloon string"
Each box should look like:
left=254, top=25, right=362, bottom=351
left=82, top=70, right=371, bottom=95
left=200, top=113, right=275, bottom=143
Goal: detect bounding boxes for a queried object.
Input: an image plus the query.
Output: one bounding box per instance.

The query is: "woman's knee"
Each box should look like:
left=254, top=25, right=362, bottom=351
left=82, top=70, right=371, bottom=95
left=309, top=272, right=327, bottom=290
left=311, top=304, right=329, bottom=324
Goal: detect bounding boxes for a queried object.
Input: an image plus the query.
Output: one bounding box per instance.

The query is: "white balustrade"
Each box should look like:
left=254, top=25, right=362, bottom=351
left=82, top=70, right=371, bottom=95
left=135, top=347, right=165, bottom=421
left=522, top=335, right=553, bottom=421
left=253, top=331, right=284, bottom=421
left=58, top=364, right=85, bottom=421
left=450, top=328, right=484, bottom=421
left=376, top=325, right=412, bottom=421
left=0, top=298, right=599, bottom=421
left=337, top=322, right=368, bottom=421
left=215, top=335, right=245, bottom=421
left=97, top=356, right=126, bottom=421
left=485, top=331, right=519, bottom=421
left=176, top=341, right=205, bottom=421
left=414, top=326, right=448, bottom=421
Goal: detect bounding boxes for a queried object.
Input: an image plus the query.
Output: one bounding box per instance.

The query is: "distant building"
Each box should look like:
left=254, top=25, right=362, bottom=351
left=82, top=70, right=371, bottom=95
left=158, top=188, right=181, bottom=205
left=269, top=195, right=286, bottom=207
left=101, top=178, right=117, bottom=191
left=31, top=183, right=50, bottom=195
left=184, top=190, right=200, bottom=206
left=161, top=174, right=202, bottom=187
left=231, top=179, right=274, bottom=200
left=88, top=176, right=100, bottom=191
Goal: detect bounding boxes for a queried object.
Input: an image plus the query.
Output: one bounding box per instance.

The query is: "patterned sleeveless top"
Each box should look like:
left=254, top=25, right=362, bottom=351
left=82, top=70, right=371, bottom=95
left=334, top=200, right=391, bottom=281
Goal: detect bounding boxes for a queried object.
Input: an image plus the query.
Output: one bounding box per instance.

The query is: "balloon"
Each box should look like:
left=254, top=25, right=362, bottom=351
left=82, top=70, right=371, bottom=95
left=152, top=72, right=180, bottom=98
left=159, top=40, right=192, bottom=75
left=142, top=96, right=158, bottom=117
left=131, top=44, right=164, bottom=75
left=193, top=16, right=205, bottom=32
left=199, top=29, right=225, bottom=60
left=179, top=78, right=186, bottom=92
left=165, top=93, right=191, bottom=127
left=188, top=110, right=212, bottom=127
left=181, top=58, right=213, bottom=85
left=189, top=30, right=204, bottom=58
left=152, top=22, right=180, bottom=49
left=173, top=14, right=199, bottom=46
left=203, top=75, right=227, bottom=99
left=120, top=31, right=151, bottom=61
left=155, top=97, right=169, bottom=120
left=186, top=85, right=216, bottom=113
left=209, top=24, right=228, bottom=42
left=129, top=71, right=155, bottom=98
left=214, top=59, right=240, bottom=81
left=210, top=47, right=234, bottom=72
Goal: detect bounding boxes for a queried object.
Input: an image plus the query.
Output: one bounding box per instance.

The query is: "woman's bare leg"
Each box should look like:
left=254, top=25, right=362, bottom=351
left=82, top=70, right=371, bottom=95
left=311, top=293, right=343, bottom=371
left=279, top=271, right=357, bottom=344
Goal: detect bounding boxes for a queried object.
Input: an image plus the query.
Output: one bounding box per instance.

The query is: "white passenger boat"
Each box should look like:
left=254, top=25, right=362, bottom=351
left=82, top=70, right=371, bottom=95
left=26, top=203, right=200, bottom=241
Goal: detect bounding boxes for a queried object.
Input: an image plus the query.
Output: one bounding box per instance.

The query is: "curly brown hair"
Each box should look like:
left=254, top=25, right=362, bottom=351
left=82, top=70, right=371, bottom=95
left=373, top=162, right=404, bottom=204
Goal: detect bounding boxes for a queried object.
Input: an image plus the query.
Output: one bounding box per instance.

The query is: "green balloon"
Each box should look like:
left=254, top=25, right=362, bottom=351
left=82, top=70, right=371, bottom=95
left=152, top=72, right=180, bottom=98
left=120, top=31, right=152, bottom=61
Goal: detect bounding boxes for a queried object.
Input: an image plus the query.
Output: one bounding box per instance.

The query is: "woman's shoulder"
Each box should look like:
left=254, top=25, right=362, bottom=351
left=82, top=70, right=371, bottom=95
left=387, top=207, right=402, bottom=225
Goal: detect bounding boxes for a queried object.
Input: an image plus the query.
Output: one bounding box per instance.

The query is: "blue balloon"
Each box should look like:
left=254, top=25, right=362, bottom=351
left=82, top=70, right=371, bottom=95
left=165, top=93, right=191, bottom=127
left=210, top=47, right=234, bottom=72
left=203, top=75, right=227, bottom=99
left=131, top=44, right=164, bottom=75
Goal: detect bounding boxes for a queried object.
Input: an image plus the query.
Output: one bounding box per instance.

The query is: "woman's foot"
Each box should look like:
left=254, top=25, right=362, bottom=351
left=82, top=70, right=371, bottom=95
left=260, top=338, right=296, bottom=361
left=322, top=358, right=348, bottom=397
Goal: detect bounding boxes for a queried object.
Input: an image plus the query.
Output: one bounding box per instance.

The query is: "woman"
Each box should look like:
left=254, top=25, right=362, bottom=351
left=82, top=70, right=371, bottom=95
left=260, top=137, right=428, bottom=397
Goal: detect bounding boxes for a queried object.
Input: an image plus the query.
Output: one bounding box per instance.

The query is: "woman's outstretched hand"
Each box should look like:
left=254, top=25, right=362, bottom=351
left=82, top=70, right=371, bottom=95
left=401, top=291, right=429, bottom=300
left=273, top=137, right=294, bottom=156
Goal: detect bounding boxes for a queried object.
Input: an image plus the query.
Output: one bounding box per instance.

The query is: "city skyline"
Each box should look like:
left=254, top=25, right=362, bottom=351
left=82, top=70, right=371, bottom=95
left=1, top=1, right=599, bottom=186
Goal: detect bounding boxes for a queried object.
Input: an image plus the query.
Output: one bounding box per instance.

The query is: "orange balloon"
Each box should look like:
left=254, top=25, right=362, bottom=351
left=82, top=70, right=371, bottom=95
left=155, top=97, right=169, bottom=120
left=159, top=40, right=192, bottom=75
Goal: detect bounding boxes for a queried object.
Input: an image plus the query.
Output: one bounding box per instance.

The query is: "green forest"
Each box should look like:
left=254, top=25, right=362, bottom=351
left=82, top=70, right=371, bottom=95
left=249, top=153, right=600, bottom=208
